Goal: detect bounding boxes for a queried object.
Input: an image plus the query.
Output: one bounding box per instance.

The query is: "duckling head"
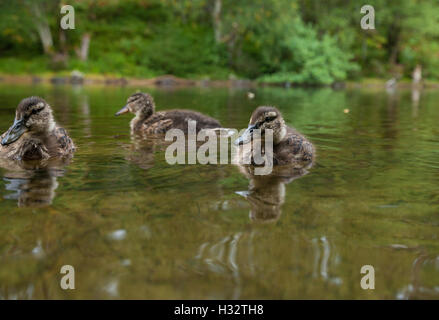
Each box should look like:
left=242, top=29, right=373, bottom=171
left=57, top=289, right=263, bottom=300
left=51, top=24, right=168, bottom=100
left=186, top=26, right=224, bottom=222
left=234, top=106, right=287, bottom=146
left=115, top=92, right=155, bottom=118
left=1, top=97, right=55, bottom=146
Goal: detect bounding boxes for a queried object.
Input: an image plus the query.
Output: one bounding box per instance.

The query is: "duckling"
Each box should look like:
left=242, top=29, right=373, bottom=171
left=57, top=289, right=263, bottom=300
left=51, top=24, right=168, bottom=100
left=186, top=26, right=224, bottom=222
left=0, top=97, right=75, bottom=161
left=234, top=106, right=315, bottom=166
left=115, top=92, right=222, bottom=134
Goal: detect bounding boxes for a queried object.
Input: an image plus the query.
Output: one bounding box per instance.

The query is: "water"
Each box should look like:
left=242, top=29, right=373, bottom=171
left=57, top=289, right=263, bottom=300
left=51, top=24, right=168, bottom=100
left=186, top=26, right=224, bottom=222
left=0, top=84, right=438, bottom=299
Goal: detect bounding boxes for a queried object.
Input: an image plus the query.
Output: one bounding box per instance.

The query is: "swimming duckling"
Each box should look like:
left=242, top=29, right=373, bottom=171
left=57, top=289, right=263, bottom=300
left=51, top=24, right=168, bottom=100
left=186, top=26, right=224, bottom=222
left=234, top=106, right=315, bottom=166
left=0, top=97, right=75, bottom=161
left=115, top=92, right=222, bottom=134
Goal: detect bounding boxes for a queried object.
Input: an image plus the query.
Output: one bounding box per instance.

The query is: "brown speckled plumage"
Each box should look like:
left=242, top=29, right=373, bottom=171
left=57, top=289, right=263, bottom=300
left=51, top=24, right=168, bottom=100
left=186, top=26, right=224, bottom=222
left=0, top=97, right=75, bottom=161
left=236, top=106, right=315, bottom=166
left=117, top=92, right=222, bottom=135
left=272, top=127, right=314, bottom=164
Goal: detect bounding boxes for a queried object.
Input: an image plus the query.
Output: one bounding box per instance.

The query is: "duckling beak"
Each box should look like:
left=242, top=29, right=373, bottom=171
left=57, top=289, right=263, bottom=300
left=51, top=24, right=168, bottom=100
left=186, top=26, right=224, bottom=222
left=1, top=119, right=27, bottom=146
left=115, top=105, right=130, bottom=116
left=234, top=124, right=256, bottom=146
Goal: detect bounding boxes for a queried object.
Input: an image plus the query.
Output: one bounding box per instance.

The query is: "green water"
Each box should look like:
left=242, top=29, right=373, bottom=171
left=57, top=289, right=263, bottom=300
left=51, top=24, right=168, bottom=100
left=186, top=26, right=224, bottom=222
left=0, top=84, right=438, bottom=299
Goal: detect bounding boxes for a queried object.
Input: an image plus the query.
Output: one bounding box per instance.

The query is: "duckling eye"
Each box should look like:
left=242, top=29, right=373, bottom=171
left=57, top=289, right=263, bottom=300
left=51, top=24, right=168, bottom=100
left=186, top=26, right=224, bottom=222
left=129, top=98, right=140, bottom=104
left=31, top=107, right=44, bottom=115
left=265, top=116, right=276, bottom=122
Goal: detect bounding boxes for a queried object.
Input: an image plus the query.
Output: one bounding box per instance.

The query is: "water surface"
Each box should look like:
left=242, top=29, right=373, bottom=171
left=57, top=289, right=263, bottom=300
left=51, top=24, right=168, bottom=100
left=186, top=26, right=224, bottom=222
left=0, top=84, right=438, bottom=299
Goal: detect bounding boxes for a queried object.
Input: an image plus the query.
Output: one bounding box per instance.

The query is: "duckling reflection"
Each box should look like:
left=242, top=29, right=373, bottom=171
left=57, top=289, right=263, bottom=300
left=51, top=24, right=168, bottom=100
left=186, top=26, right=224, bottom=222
left=123, top=127, right=231, bottom=171
left=3, top=169, right=63, bottom=207
left=0, top=158, right=68, bottom=207
left=123, top=135, right=157, bottom=170
left=236, top=164, right=311, bottom=222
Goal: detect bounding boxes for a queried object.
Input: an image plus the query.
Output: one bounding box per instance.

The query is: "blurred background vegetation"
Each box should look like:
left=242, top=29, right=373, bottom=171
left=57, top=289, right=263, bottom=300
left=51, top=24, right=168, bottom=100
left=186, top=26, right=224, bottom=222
left=0, top=0, right=438, bottom=85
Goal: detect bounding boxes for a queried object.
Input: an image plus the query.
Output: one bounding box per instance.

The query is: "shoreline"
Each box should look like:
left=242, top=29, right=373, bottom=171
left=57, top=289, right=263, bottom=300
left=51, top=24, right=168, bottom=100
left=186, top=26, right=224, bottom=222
left=0, top=73, right=438, bottom=89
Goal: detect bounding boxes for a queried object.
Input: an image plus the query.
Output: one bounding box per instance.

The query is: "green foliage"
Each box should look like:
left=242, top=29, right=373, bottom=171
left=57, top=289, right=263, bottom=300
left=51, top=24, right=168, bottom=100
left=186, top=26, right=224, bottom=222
left=0, top=0, right=438, bottom=83
left=140, top=25, right=228, bottom=77
left=0, top=57, right=52, bottom=74
left=260, top=19, right=359, bottom=85
left=298, top=0, right=439, bottom=80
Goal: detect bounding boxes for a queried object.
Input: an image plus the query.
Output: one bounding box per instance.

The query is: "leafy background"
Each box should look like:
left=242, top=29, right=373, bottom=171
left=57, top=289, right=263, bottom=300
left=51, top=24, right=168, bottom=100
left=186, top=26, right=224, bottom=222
left=0, top=0, right=438, bottom=84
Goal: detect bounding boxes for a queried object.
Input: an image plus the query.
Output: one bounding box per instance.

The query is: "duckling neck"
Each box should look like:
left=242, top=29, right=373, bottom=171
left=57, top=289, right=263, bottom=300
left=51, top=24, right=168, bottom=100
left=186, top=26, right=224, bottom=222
left=130, top=109, right=153, bottom=132
left=273, top=125, right=287, bottom=145
left=26, top=117, right=57, bottom=141
left=46, top=117, right=57, bottom=134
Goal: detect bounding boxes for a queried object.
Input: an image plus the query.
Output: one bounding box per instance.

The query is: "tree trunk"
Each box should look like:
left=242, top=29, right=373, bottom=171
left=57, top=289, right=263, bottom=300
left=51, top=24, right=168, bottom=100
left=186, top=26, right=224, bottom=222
left=37, top=23, right=53, bottom=54
left=59, top=28, right=68, bottom=54
left=387, top=20, right=401, bottom=67
left=412, top=64, right=422, bottom=85
left=76, top=33, right=91, bottom=61
left=212, top=0, right=222, bottom=43
left=31, top=2, right=54, bottom=55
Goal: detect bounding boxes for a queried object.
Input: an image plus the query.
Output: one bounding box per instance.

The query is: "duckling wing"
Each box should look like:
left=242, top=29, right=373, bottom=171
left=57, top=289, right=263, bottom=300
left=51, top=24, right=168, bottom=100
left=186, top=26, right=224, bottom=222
left=176, top=110, right=222, bottom=130
left=274, top=129, right=315, bottom=165
left=52, top=126, right=75, bottom=157
left=155, top=110, right=221, bottom=133
left=142, top=112, right=174, bottom=134
left=141, top=110, right=221, bottom=135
